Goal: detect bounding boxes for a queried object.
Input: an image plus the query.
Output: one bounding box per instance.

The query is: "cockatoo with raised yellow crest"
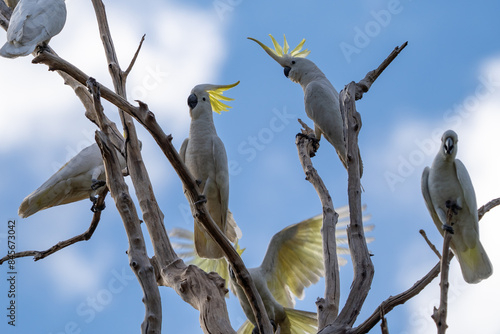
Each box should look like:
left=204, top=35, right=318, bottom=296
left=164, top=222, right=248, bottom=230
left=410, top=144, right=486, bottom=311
left=421, top=130, right=492, bottom=284
left=248, top=34, right=363, bottom=177
left=0, top=0, right=66, bottom=58
left=179, top=81, right=240, bottom=259
left=170, top=205, right=374, bottom=334
left=18, top=143, right=127, bottom=218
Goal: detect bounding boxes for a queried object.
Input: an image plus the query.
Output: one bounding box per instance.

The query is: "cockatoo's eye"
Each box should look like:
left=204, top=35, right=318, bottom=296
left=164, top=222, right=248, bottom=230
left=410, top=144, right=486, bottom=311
left=291, top=60, right=296, bottom=64
left=202, top=97, right=206, bottom=101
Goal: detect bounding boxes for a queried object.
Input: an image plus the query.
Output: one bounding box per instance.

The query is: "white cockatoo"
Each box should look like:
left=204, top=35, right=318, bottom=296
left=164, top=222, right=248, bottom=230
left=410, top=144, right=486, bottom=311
left=248, top=34, right=363, bottom=177
left=18, top=143, right=126, bottom=218
left=0, top=0, right=67, bottom=58
left=170, top=205, right=374, bottom=333
left=179, top=81, right=240, bottom=259
left=421, top=130, right=492, bottom=284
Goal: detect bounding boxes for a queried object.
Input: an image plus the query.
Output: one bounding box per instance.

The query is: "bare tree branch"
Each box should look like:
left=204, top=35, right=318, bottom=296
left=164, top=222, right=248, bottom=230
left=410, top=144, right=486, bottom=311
left=124, top=34, right=146, bottom=78
left=89, top=77, right=162, bottom=334
left=0, top=191, right=107, bottom=264
left=295, top=119, right=340, bottom=330
left=356, top=41, right=408, bottom=99
left=478, top=197, right=500, bottom=221
left=420, top=229, right=442, bottom=259
left=431, top=207, right=454, bottom=334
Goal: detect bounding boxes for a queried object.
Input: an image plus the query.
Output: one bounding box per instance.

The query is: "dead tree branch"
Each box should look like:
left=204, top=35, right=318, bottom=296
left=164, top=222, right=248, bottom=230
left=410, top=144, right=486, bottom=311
left=296, top=120, right=340, bottom=328
left=420, top=229, right=442, bottom=259
left=0, top=190, right=107, bottom=264
left=295, top=119, right=340, bottom=330
left=478, top=197, right=500, bottom=221
left=89, top=78, right=162, bottom=334
left=431, top=208, right=454, bottom=334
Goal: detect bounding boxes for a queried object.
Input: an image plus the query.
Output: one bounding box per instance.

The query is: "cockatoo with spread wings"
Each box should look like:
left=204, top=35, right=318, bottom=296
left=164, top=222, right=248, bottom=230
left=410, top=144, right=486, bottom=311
left=421, top=130, right=492, bottom=284
left=0, top=0, right=67, bottom=58
left=19, top=143, right=126, bottom=218
left=170, top=205, right=374, bottom=333
left=179, top=81, right=240, bottom=259
left=248, top=34, right=363, bottom=177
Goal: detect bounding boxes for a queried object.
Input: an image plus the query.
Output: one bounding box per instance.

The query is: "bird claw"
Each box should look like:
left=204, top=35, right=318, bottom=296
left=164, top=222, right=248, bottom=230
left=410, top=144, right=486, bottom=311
left=442, top=224, right=454, bottom=234
left=90, top=195, right=106, bottom=213
left=445, top=200, right=461, bottom=215
left=91, top=179, right=106, bottom=191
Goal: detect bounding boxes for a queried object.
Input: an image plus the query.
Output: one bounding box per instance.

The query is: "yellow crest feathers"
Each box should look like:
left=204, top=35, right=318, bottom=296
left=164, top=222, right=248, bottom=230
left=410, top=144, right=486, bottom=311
left=206, top=81, right=240, bottom=114
left=249, top=34, right=311, bottom=59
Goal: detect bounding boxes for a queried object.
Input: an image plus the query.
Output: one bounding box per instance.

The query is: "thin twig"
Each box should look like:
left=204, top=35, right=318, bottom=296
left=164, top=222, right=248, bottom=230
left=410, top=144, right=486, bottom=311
left=478, top=197, right=500, bottom=221
left=124, top=34, right=146, bottom=78
left=419, top=229, right=441, bottom=259
left=356, top=41, right=408, bottom=99
left=0, top=191, right=107, bottom=264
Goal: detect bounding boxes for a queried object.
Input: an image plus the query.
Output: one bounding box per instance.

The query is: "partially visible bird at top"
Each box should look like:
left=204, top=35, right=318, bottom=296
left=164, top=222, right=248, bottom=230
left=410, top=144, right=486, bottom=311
left=179, top=81, right=241, bottom=259
left=248, top=34, right=363, bottom=177
left=421, top=129, right=493, bottom=284
left=18, top=142, right=127, bottom=218
left=0, top=0, right=67, bottom=58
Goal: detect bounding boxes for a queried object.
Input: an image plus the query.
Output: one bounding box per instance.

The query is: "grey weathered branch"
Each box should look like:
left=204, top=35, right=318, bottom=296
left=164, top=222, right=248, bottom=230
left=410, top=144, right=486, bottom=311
left=419, top=229, right=442, bottom=259
left=91, top=78, right=161, bottom=333
left=318, top=42, right=407, bottom=334
left=478, top=197, right=500, bottom=221
left=0, top=191, right=107, bottom=264
left=295, top=119, right=340, bottom=330
left=431, top=208, right=454, bottom=334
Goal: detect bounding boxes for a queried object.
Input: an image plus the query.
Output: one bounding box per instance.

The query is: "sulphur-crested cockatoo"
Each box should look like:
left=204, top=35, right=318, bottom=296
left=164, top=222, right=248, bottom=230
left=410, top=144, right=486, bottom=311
left=249, top=34, right=363, bottom=177
left=0, top=0, right=67, bottom=58
left=170, top=205, right=374, bottom=333
left=179, top=81, right=240, bottom=259
left=421, top=130, right=492, bottom=284
left=18, top=143, right=126, bottom=218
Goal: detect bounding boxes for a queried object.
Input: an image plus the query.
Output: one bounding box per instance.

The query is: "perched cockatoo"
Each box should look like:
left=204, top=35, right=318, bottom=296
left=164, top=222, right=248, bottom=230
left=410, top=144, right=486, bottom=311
left=0, top=0, right=67, bottom=58
left=179, top=81, right=240, bottom=259
left=18, top=143, right=126, bottom=218
left=421, top=130, right=492, bottom=284
left=170, top=205, right=374, bottom=333
left=248, top=34, right=363, bottom=177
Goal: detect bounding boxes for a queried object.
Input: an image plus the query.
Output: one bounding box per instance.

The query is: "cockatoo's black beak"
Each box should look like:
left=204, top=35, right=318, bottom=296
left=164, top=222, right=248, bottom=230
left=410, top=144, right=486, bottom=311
left=284, top=66, right=291, bottom=78
left=444, top=137, right=454, bottom=155
left=187, top=93, right=198, bottom=109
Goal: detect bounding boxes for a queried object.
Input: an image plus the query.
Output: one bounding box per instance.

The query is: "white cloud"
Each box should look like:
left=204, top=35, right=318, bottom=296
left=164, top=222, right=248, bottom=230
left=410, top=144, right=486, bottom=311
left=397, top=57, right=500, bottom=334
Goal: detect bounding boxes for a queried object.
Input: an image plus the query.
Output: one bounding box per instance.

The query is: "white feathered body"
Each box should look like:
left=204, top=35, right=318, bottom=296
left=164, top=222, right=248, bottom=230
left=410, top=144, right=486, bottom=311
left=422, top=130, right=492, bottom=283
left=1, top=0, right=67, bottom=58
left=19, top=143, right=124, bottom=218
left=181, top=95, right=229, bottom=259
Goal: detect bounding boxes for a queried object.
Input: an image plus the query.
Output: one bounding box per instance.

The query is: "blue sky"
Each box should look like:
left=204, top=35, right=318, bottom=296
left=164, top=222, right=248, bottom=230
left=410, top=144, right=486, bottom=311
left=1, top=0, right=500, bottom=333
